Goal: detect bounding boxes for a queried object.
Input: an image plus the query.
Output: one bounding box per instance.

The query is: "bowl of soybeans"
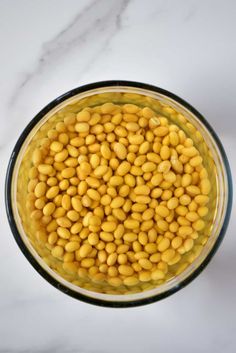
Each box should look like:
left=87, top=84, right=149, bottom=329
left=6, top=81, right=232, bottom=307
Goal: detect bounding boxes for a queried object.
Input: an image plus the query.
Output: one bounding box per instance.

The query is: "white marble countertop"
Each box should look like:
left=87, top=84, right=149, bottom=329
left=0, top=0, right=235, bottom=352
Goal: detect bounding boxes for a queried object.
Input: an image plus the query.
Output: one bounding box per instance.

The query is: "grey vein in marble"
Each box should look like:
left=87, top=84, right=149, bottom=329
left=10, top=0, right=130, bottom=106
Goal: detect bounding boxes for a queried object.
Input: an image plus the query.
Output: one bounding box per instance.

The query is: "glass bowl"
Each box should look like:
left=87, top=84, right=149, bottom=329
left=5, top=81, right=232, bottom=307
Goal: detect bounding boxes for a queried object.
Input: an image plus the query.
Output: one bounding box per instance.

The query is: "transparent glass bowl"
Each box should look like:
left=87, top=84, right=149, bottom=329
left=5, top=81, right=232, bottom=307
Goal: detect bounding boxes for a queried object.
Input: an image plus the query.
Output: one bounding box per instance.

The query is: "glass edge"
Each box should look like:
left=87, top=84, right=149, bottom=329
left=4, top=80, right=233, bottom=308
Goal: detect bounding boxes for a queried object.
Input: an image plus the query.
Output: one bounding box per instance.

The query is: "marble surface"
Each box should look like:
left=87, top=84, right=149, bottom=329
left=0, top=0, right=236, bottom=352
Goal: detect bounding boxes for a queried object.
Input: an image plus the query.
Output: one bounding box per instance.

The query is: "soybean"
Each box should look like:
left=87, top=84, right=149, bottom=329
left=24, top=101, right=213, bottom=292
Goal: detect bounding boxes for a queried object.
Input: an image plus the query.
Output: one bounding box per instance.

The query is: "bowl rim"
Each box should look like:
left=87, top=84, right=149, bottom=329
left=5, top=80, right=233, bottom=307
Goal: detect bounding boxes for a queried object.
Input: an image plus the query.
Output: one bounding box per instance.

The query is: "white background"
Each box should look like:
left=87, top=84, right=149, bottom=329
left=0, top=1, right=235, bottom=352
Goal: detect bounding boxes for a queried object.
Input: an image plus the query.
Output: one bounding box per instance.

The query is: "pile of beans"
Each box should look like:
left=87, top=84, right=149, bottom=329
left=26, top=102, right=211, bottom=289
